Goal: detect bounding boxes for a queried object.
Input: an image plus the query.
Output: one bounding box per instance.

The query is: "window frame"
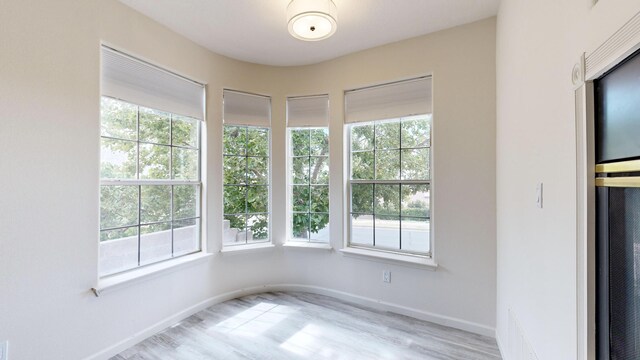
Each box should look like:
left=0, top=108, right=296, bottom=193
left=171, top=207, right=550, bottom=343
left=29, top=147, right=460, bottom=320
left=99, top=96, right=204, bottom=277
left=345, top=115, right=433, bottom=258
left=222, top=124, right=272, bottom=247
left=286, top=127, right=330, bottom=243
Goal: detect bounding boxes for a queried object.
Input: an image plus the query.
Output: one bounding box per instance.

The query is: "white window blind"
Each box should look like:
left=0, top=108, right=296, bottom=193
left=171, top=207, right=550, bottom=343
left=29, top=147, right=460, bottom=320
left=223, top=90, right=271, bottom=127
left=287, top=95, right=329, bottom=127
left=101, top=46, right=205, bottom=120
left=344, top=77, right=432, bottom=124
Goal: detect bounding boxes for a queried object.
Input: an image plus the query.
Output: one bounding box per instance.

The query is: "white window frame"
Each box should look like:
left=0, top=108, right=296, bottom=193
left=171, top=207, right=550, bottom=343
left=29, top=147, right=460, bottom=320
left=222, top=124, right=272, bottom=247
left=99, top=96, right=204, bottom=277
left=345, top=115, right=433, bottom=258
left=286, top=127, right=330, bottom=243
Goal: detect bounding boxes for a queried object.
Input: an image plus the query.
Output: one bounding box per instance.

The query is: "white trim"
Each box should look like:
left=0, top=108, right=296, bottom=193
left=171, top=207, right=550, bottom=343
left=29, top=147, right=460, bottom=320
left=86, top=283, right=495, bottom=359
left=495, top=331, right=508, bottom=360
left=340, top=247, right=437, bottom=270
left=283, top=241, right=333, bottom=250
left=585, top=10, right=640, bottom=79
left=93, top=252, right=213, bottom=296
left=219, top=242, right=276, bottom=255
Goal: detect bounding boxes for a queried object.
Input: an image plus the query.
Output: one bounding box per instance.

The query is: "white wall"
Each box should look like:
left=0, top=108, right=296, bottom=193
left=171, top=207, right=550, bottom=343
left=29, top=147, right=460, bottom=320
left=495, top=0, right=640, bottom=359
left=0, top=1, right=496, bottom=359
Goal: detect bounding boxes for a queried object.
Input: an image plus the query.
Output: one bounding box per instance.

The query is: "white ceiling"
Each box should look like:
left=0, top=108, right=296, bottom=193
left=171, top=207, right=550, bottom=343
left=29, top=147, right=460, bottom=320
left=118, top=0, right=500, bottom=66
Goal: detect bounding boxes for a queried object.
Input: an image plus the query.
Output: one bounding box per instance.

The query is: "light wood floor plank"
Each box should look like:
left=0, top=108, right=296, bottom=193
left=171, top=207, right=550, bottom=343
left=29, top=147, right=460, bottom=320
left=111, top=292, right=501, bottom=360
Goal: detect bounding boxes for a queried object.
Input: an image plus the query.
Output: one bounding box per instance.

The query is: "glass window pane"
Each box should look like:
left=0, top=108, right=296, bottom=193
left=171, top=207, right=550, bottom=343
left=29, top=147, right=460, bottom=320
left=351, top=151, right=374, bottom=180
left=310, top=128, right=329, bottom=155
left=100, top=225, right=138, bottom=242
left=375, top=121, right=400, bottom=149
left=248, top=214, right=269, bottom=242
left=350, top=214, right=373, bottom=246
left=247, top=127, right=269, bottom=156
left=141, top=185, right=171, bottom=224
left=100, top=138, right=137, bottom=179
left=99, top=226, right=139, bottom=276
left=139, top=144, right=170, bottom=179
left=248, top=156, right=269, bottom=185
left=140, top=222, right=172, bottom=265
left=174, top=185, right=198, bottom=220
left=351, top=124, right=374, bottom=151
left=401, top=117, right=430, bottom=148
left=247, top=185, right=268, bottom=213
left=375, top=215, right=400, bottom=250
left=292, top=157, right=310, bottom=184
left=100, top=185, right=138, bottom=229
left=100, top=97, right=137, bottom=140
left=173, top=147, right=198, bottom=180
left=292, top=213, right=310, bottom=239
left=292, top=185, right=310, bottom=212
left=224, top=155, right=246, bottom=185
left=351, top=184, right=373, bottom=213
left=401, top=148, right=429, bottom=180
left=375, top=150, right=400, bottom=180
left=310, top=185, right=329, bottom=213
left=139, top=107, right=170, bottom=145
left=172, top=115, right=199, bottom=148
left=224, top=126, right=246, bottom=155
left=173, top=218, right=200, bottom=256
left=375, top=184, right=400, bottom=216
left=310, top=156, right=329, bottom=184
left=224, top=214, right=246, bottom=245
left=310, top=213, right=329, bottom=242
left=401, top=217, right=430, bottom=253
left=401, top=184, right=430, bottom=218
left=291, top=129, right=310, bottom=156
left=223, top=186, right=246, bottom=215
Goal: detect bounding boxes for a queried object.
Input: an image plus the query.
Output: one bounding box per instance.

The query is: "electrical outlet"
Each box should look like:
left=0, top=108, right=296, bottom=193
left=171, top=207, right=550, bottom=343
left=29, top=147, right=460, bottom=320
left=383, top=270, right=391, bottom=283
left=0, top=340, right=8, bottom=360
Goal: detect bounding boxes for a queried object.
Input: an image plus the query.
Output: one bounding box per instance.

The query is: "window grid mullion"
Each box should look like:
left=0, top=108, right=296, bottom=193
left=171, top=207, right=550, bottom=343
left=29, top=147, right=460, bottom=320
left=244, top=127, right=249, bottom=244
left=399, top=119, right=403, bottom=251
left=307, top=129, right=312, bottom=241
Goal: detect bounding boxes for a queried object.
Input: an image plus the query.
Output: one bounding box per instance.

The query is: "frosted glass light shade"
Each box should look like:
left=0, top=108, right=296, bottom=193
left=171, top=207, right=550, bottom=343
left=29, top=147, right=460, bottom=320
left=287, top=0, right=337, bottom=41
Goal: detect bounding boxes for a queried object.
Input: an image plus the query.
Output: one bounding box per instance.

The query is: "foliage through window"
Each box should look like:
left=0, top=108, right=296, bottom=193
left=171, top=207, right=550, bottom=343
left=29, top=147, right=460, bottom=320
left=223, top=125, right=270, bottom=245
left=99, top=97, right=201, bottom=276
left=349, top=115, right=431, bottom=254
left=289, top=128, right=329, bottom=242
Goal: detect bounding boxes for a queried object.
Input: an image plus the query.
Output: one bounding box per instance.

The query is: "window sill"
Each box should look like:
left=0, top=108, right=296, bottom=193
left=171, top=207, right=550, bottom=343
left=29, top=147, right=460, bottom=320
left=93, top=252, right=214, bottom=296
left=339, top=247, right=437, bottom=270
left=220, top=242, right=275, bottom=255
left=283, top=241, right=333, bottom=250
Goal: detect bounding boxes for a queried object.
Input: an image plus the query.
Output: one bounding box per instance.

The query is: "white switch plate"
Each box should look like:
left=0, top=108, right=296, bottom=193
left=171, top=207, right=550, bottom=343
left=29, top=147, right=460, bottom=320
left=383, top=270, right=391, bottom=283
left=536, top=183, right=543, bottom=209
left=0, top=340, right=8, bottom=360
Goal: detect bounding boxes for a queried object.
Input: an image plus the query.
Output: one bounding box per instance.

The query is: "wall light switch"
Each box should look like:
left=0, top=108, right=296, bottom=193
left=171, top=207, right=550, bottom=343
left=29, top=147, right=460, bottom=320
left=536, top=183, right=543, bottom=209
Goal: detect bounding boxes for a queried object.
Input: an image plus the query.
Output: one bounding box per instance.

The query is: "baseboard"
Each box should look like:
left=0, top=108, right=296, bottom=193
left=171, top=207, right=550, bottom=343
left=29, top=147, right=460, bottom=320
left=86, top=283, right=496, bottom=359
left=496, top=330, right=508, bottom=360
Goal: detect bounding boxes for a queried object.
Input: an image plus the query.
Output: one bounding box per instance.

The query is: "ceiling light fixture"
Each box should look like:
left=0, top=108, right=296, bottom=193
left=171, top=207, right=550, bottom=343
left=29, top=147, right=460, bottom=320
left=287, top=0, right=337, bottom=41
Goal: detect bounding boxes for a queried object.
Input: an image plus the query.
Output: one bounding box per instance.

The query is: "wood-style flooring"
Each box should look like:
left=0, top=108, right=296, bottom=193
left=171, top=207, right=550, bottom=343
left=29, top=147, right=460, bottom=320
left=110, top=291, right=501, bottom=360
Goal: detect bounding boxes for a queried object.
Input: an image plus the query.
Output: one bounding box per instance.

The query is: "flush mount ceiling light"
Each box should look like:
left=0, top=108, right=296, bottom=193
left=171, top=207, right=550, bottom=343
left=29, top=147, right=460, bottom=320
left=287, top=0, right=338, bottom=41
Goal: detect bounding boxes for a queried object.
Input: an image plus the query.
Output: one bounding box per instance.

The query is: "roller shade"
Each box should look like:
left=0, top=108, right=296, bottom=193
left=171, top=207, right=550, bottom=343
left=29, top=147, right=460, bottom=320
left=287, top=95, right=329, bottom=127
left=223, top=89, right=271, bottom=127
left=345, top=77, right=432, bottom=124
left=101, top=46, right=205, bottom=120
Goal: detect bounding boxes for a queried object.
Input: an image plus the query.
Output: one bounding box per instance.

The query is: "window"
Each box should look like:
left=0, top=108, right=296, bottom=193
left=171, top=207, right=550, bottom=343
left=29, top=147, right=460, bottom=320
left=289, top=128, right=330, bottom=241
left=223, top=125, right=270, bottom=245
left=222, top=90, right=271, bottom=246
left=345, top=77, right=432, bottom=256
left=99, top=97, right=202, bottom=276
left=286, top=95, right=330, bottom=243
left=99, top=47, right=204, bottom=277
